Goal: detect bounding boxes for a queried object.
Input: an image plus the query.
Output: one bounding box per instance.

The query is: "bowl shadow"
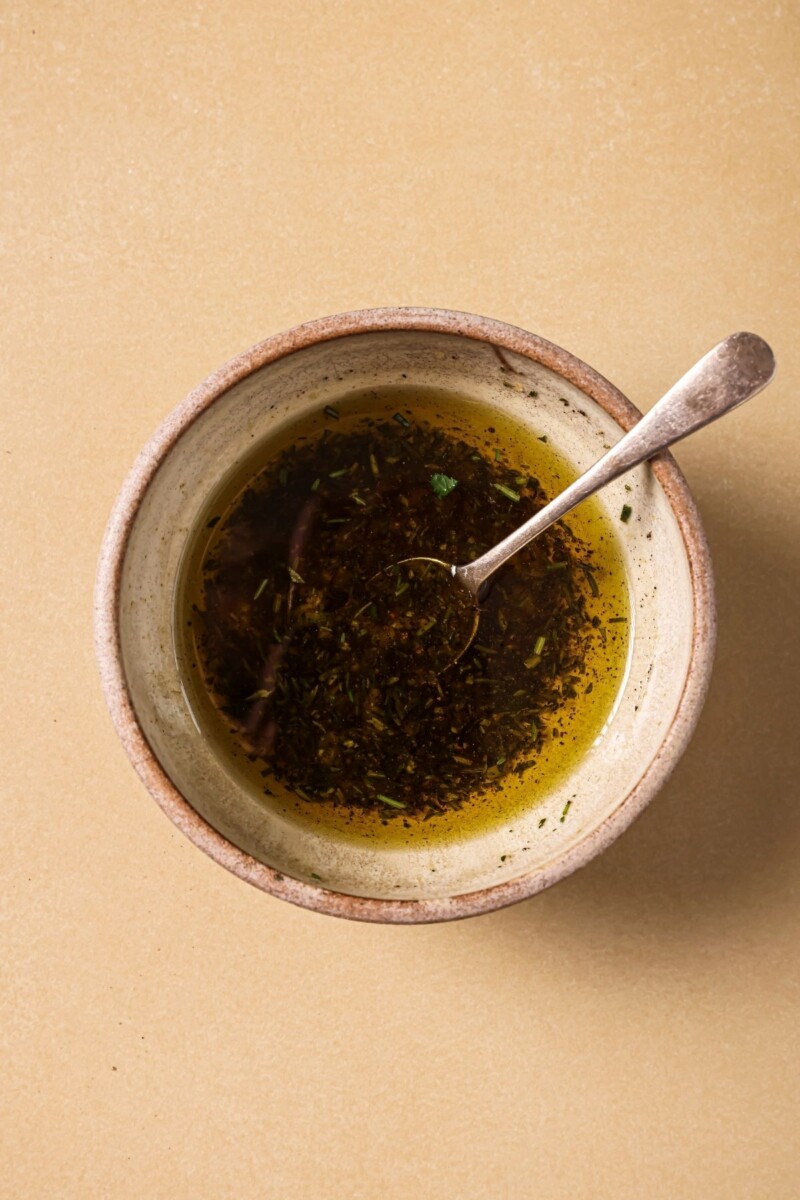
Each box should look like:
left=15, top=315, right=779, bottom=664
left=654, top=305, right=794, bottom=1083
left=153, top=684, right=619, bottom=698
left=494, top=489, right=800, bottom=938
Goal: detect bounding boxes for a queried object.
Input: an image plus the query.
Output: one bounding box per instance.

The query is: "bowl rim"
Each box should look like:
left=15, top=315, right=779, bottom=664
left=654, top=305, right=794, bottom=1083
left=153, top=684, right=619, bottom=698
left=94, top=306, right=716, bottom=923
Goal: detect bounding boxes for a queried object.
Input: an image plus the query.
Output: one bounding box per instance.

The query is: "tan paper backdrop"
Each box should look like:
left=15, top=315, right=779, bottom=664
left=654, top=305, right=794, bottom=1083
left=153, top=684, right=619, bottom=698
left=2, top=2, right=799, bottom=1196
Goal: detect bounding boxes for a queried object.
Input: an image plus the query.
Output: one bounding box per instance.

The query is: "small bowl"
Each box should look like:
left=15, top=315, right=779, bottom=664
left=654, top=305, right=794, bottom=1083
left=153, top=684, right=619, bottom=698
left=94, top=308, right=715, bottom=923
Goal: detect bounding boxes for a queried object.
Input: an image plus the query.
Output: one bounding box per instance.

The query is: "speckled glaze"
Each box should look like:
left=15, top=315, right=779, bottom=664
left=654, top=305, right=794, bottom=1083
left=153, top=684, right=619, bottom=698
left=94, top=308, right=715, bottom=923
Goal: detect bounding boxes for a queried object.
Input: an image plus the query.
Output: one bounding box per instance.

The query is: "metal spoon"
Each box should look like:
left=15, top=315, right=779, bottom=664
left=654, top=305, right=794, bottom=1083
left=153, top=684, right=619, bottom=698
left=382, top=331, right=775, bottom=666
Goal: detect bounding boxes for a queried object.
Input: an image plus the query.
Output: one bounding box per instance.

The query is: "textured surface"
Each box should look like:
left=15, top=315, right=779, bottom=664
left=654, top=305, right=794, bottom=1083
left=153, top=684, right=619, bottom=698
left=2, top=1, right=799, bottom=1196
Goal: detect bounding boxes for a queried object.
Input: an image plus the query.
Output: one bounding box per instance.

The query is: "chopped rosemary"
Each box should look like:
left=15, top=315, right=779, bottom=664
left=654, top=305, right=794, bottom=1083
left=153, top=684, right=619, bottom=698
left=580, top=564, right=600, bottom=597
left=378, top=794, right=406, bottom=809
left=493, top=483, right=520, bottom=502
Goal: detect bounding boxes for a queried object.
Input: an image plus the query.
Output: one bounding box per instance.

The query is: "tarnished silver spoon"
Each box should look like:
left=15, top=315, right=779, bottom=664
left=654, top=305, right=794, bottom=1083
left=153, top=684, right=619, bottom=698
left=370, top=332, right=775, bottom=669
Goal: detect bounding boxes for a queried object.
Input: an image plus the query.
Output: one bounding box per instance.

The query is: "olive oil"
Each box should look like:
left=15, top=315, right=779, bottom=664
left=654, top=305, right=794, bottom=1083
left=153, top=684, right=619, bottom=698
left=176, top=387, right=630, bottom=847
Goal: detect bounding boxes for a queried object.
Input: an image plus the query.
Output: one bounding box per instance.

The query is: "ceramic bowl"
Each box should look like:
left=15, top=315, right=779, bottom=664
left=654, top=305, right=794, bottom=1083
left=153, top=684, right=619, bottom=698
left=94, top=308, right=715, bottom=922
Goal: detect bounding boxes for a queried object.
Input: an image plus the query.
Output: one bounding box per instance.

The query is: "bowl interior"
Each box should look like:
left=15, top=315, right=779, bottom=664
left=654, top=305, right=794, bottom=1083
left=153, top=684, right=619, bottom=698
left=118, top=329, right=694, bottom=901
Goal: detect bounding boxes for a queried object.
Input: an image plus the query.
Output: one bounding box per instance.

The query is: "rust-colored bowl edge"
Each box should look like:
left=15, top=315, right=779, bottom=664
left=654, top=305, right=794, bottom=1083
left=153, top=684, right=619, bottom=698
left=94, top=307, right=716, bottom=923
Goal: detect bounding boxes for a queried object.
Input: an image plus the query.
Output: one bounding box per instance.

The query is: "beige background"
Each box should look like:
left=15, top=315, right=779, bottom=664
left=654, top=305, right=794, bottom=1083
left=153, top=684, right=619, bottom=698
left=2, top=2, right=799, bottom=1196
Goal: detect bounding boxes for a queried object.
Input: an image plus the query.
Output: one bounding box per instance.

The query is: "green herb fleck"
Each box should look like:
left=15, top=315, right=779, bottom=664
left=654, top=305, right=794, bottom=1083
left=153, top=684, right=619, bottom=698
left=533, top=634, right=547, bottom=656
left=430, top=472, right=458, bottom=499
left=287, top=566, right=305, bottom=584
left=323, top=405, right=339, bottom=420
left=393, top=412, right=410, bottom=428
left=253, top=579, right=268, bottom=600
left=560, top=799, right=572, bottom=822
left=620, top=504, right=633, bottom=523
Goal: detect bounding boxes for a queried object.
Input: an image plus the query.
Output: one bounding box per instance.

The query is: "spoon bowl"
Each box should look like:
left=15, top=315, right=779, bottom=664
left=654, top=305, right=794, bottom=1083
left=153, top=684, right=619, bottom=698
left=362, top=557, right=479, bottom=675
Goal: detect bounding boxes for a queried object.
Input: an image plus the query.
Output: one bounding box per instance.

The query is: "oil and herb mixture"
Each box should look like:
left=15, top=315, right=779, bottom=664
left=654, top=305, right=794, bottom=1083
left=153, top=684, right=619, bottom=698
left=178, top=387, right=630, bottom=846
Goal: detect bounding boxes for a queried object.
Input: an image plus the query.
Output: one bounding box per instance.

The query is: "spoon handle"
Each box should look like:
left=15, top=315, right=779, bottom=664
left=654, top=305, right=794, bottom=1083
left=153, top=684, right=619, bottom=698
left=458, top=332, right=775, bottom=596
